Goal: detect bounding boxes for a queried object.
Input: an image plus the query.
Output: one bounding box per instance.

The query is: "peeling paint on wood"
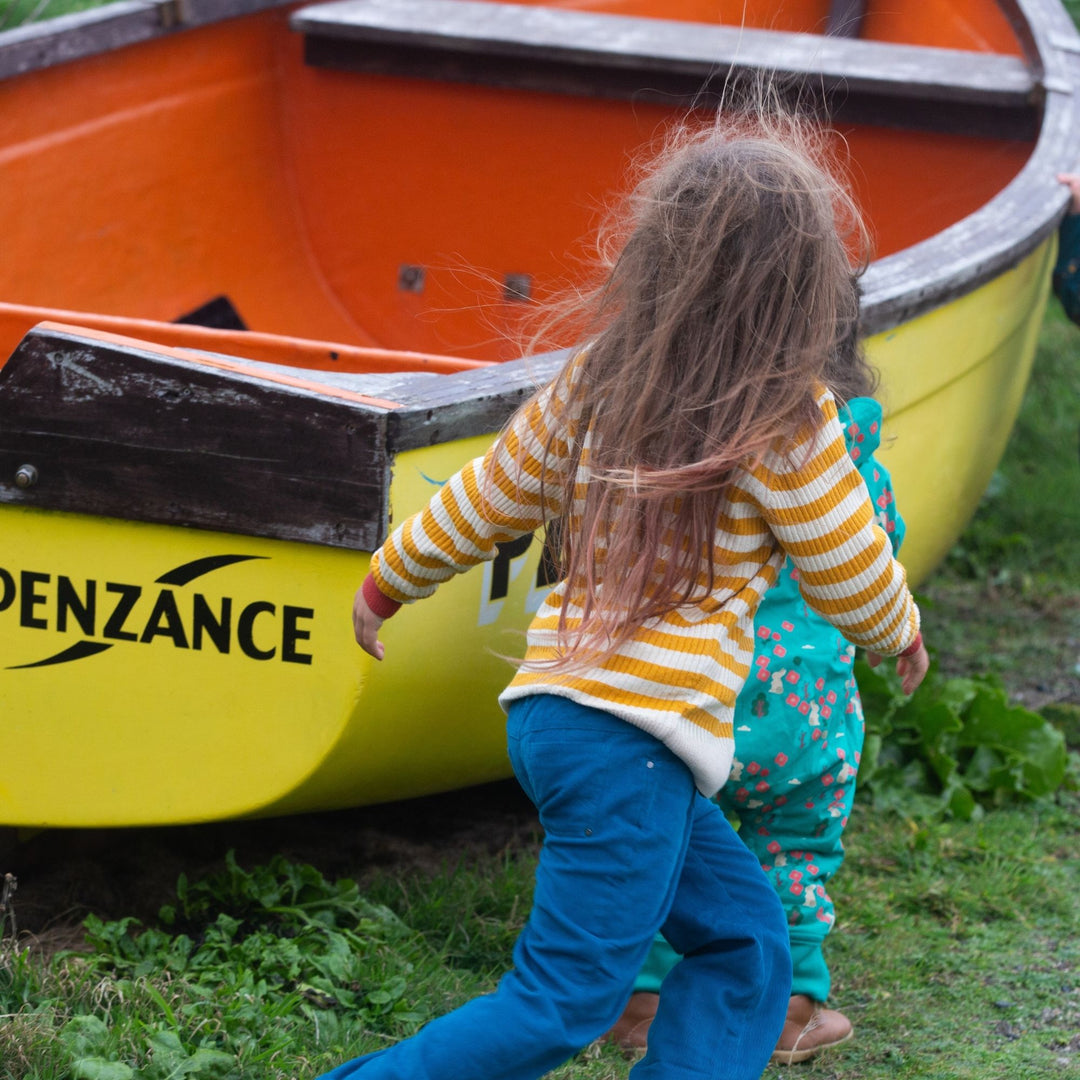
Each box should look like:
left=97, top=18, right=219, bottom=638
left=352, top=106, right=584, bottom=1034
left=0, top=328, right=390, bottom=550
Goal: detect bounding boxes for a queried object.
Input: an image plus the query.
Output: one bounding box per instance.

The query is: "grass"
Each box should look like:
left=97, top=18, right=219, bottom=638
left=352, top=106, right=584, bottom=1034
left=357, top=801, right=1080, bottom=1080
left=2, top=798, right=1078, bottom=1079
left=795, top=800, right=1080, bottom=1079
left=0, top=0, right=103, bottom=29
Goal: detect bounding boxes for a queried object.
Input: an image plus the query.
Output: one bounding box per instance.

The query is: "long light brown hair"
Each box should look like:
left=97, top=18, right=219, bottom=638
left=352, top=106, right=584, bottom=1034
left=489, top=106, right=876, bottom=667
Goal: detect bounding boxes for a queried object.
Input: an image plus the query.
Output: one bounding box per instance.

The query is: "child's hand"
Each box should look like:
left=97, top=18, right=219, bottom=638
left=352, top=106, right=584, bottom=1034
left=894, top=639, right=929, bottom=695
left=865, top=639, right=929, bottom=696
left=1058, top=173, right=1080, bottom=215
left=352, top=588, right=386, bottom=660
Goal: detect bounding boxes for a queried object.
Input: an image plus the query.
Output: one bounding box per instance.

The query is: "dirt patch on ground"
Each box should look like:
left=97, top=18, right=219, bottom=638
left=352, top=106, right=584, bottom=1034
left=919, top=579, right=1080, bottom=711
left=1, top=780, right=543, bottom=951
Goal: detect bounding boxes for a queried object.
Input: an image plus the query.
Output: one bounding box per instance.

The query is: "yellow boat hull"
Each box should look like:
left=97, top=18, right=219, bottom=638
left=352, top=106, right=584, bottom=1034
left=1, top=436, right=534, bottom=826
left=0, top=241, right=1053, bottom=827
left=866, top=240, right=1053, bottom=583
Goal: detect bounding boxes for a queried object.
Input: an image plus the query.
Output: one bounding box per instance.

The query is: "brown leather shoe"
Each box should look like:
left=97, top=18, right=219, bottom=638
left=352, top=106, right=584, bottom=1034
left=605, top=991, right=659, bottom=1051
left=771, top=994, right=854, bottom=1065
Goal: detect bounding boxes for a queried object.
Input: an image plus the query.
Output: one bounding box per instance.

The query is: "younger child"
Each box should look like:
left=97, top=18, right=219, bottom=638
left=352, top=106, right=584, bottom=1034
left=321, top=112, right=929, bottom=1080
left=610, top=393, right=905, bottom=1066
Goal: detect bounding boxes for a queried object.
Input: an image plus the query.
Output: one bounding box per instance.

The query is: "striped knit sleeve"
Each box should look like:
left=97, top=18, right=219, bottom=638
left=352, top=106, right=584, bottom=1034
left=744, top=389, right=920, bottom=656
left=369, top=379, right=571, bottom=606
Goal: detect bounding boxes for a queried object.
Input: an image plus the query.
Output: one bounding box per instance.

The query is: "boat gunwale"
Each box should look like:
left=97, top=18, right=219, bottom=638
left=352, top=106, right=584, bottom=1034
left=859, top=0, right=1080, bottom=334
left=296, top=0, right=1038, bottom=106
left=0, top=323, right=395, bottom=549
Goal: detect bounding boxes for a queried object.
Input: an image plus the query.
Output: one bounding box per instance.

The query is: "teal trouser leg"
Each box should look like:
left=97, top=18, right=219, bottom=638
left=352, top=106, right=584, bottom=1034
left=634, top=628, right=865, bottom=1003
left=634, top=934, right=680, bottom=994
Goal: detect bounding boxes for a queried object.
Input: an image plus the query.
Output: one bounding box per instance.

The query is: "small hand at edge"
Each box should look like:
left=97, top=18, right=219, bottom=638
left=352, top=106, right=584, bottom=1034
left=352, top=588, right=386, bottom=660
left=865, top=640, right=929, bottom=696
left=1058, top=172, right=1080, bottom=215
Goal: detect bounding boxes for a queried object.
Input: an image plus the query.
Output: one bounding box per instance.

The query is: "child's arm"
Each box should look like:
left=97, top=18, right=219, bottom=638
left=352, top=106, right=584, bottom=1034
left=749, top=389, right=927, bottom=692
left=353, top=577, right=395, bottom=660
left=354, top=380, right=572, bottom=659
left=1058, top=172, right=1080, bottom=215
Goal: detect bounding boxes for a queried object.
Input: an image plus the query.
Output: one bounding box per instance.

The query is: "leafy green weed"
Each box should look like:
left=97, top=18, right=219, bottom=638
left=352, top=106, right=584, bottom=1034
left=855, top=654, right=1071, bottom=820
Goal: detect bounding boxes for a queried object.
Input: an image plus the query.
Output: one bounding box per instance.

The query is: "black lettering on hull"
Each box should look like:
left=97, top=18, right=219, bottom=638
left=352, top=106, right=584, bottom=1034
left=2, top=555, right=316, bottom=670
left=103, top=582, right=142, bottom=641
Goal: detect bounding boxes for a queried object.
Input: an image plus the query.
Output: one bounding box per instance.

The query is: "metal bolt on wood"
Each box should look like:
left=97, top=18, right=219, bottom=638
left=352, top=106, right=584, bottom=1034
left=14, top=463, right=37, bottom=489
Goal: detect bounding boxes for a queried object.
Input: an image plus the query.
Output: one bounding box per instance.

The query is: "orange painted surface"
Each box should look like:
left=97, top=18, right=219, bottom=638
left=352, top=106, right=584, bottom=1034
left=0, top=305, right=487, bottom=377
left=0, top=5, right=1031, bottom=372
left=861, top=0, right=1023, bottom=53
left=830, top=127, right=1032, bottom=261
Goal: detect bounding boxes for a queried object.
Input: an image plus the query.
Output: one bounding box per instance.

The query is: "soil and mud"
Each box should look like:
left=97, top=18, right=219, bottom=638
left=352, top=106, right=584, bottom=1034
left=1, top=779, right=543, bottom=952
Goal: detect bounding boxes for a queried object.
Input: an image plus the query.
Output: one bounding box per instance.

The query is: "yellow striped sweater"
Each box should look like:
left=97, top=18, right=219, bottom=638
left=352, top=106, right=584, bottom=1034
left=365, top=378, right=920, bottom=797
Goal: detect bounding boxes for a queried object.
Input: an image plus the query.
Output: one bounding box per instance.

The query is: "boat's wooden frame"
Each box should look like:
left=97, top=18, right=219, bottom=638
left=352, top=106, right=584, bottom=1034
left=293, top=0, right=1080, bottom=332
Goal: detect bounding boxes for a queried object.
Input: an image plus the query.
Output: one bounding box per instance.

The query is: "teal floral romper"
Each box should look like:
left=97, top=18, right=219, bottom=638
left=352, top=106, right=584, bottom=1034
left=635, top=396, right=905, bottom=1004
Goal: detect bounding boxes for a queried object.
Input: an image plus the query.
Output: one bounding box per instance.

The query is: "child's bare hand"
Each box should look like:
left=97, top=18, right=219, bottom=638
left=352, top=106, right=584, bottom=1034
left=895, top=640, right=929, bottom=695
left=1058, top=173, right=1080, bottom=215
left=352, top=588, right=386, bottom=660
left=865, top=640, right=929, bottom=696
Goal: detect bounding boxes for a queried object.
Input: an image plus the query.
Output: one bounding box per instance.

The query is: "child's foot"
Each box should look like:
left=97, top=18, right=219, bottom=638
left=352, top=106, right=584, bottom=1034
left=605, top=991, right=658, bottom=1051
left=771, top=994, right=854, bottom=1065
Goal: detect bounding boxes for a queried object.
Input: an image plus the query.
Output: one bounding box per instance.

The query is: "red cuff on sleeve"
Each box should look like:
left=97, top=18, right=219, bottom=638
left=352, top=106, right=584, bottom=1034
left=898, top=632, right=923, bottom=659
left=362, top=573, right=403, bottom=620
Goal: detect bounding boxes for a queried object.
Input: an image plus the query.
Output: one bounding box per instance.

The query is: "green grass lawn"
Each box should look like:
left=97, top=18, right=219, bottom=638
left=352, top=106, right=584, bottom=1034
left=805, top=801, right=1080, bottom=1080
left=0, top=0, right=103, bottom=29
left=3, top=797, right=1077, bottom=1080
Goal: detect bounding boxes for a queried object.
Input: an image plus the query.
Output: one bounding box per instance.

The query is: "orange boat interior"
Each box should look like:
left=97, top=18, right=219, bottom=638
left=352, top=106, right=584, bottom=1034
left=0, top=1, right=1033, bottom=374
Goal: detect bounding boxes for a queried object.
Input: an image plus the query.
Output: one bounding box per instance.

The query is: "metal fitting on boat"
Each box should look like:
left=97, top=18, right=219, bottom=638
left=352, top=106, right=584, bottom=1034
left=158, top=0, right=191, bottom=29
left=14, top=464, right=38, bottom=489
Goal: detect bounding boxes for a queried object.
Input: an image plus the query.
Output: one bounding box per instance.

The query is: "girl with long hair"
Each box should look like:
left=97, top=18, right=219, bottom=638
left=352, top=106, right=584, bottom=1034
left=325, top=110, right=929, bottom=1080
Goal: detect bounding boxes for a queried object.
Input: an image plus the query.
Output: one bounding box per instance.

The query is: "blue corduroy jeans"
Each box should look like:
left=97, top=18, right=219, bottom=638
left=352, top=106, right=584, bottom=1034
left=317, top=694, right=791, bottom=1080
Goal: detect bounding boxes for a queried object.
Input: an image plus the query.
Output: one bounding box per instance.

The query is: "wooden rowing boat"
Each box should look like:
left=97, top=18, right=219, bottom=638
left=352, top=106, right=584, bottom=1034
left=0, top=0, right=1076, bottom=826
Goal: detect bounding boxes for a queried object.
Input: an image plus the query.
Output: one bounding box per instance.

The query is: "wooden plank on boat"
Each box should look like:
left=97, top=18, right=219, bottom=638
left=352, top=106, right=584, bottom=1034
left=0, top=326, right=391, bottom=550
left=0, top=0, right=290, bottom=81
left=826, top=0, right=867, bottom=38
left=385, top=352, right=565, bottom=453
left=192, top=351, right=564, bottom=454
left=0, top=326, right=562, bottom=544
left=294, top=0, right=1039, bottom=137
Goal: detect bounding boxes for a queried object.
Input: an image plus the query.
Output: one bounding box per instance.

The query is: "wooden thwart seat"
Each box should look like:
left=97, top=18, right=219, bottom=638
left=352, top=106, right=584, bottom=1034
left=292, top=0, right=1040, bottom=138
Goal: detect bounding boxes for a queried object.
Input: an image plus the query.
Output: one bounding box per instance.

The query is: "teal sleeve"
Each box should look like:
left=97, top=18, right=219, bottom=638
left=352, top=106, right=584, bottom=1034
left=1053, top=214, right=1080, bottom=327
